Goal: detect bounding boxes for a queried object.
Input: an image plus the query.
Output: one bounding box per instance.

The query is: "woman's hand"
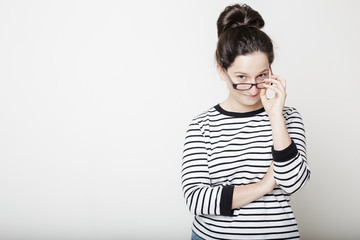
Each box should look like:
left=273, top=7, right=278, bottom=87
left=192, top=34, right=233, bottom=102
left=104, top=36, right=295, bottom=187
left=260, top=75, right=287, bottom=118
left=260, top=74, right=292, bottom=151
left=261, top=161, right=276, bottom=194
left=232, top=161, right=277, bottom=209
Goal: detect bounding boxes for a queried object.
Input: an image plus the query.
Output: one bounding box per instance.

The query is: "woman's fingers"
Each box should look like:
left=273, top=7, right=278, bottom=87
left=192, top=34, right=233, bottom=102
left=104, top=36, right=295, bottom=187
left=268, top=75, right=286, bottom=90
left=264, top=78, right=285, bottom=92
left=260, top=88, right=268, bottom=102
left=263, top=81, right=286, bottom=97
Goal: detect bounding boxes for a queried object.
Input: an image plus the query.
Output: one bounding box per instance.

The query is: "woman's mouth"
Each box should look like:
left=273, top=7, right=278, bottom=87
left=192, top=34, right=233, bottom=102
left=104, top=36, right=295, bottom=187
left=245, top=94, right=259, bottom=98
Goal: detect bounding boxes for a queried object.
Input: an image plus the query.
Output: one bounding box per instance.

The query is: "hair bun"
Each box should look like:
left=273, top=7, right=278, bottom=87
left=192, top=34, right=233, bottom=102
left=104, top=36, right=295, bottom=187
left=217, top=4, right=265, bottom=37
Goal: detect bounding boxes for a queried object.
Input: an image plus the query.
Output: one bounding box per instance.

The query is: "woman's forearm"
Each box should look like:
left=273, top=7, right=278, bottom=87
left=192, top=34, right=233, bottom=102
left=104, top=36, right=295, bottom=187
left=232, top=182, right=267, bottom=209
left=269, top=114, right=292, bottom=151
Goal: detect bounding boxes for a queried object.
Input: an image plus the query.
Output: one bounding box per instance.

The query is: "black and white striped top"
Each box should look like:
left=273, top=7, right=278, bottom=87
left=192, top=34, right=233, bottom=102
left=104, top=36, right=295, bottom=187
left=181, top=104, right=310, bottom=240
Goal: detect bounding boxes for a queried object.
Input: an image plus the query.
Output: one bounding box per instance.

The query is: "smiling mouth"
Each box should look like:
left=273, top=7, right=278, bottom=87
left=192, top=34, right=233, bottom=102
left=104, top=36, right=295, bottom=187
left=245, top=94, right=259, bottom=98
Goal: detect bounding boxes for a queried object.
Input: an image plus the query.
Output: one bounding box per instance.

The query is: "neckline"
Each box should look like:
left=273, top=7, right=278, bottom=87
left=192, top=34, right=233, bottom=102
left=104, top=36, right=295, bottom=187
left=214, top=104, right=265, bottom=118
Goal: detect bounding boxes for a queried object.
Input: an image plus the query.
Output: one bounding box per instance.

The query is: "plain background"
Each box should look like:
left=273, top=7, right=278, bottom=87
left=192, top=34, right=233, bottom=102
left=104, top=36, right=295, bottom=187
left=1, top=0, right=359, bottom=239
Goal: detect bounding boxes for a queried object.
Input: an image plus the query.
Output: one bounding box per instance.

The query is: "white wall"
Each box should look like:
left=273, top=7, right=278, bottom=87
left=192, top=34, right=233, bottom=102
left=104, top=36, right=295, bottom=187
left=0, top=0, right=359, bottom=239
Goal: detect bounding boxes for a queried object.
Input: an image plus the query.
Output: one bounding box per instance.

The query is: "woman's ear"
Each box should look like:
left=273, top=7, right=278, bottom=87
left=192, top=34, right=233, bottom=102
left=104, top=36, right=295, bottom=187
left=216, top=64, right=226, bottom=81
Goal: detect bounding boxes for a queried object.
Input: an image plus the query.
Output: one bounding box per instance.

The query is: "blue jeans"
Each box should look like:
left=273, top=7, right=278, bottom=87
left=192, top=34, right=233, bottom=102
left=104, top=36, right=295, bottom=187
left=191, top=231, right=205, bottom=240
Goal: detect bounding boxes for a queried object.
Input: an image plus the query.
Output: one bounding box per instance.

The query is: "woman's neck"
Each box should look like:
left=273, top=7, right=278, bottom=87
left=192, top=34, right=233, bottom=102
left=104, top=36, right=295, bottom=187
left=220, top=96, right=263, bottom=113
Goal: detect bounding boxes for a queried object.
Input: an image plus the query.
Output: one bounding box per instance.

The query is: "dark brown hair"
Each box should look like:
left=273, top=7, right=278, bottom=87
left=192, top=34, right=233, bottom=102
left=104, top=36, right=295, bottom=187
left=215, top=4, right=274, bottom=70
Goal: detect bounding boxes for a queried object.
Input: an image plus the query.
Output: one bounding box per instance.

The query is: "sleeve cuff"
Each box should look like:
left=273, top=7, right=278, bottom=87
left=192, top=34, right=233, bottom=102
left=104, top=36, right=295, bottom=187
left=220, top=185, right=234, bottom=216
left=272, top=140, right=298, bottom=162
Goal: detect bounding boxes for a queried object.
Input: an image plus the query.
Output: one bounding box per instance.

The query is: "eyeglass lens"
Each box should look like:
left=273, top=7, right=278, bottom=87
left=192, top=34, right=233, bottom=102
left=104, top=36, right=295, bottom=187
left=234, top=70, right=269, bottom=90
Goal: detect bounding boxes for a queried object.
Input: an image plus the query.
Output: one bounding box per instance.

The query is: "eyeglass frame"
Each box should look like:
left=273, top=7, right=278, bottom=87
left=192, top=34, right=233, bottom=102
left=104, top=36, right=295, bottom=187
left=223, top=65, right=273, bottom=91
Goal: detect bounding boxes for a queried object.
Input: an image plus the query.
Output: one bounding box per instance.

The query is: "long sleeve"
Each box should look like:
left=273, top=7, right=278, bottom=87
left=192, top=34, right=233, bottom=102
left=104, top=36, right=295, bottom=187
left=272, top=107, right=311, bottom=194
left=181, top=119, right=234, bottom=216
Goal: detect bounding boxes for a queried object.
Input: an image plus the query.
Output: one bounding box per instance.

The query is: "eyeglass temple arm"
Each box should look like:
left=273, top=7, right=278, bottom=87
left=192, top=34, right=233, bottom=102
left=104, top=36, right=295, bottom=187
left=223, top=69, right=239, bottom=89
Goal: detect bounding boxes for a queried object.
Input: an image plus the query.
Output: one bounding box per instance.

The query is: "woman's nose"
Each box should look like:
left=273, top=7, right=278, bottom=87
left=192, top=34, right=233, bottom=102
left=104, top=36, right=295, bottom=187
left=248, top=83, right=260, bottom=95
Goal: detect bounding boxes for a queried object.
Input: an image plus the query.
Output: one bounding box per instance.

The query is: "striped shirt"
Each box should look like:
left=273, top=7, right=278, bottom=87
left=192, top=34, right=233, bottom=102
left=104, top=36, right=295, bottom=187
left=181, top=104, right=310, bottom=240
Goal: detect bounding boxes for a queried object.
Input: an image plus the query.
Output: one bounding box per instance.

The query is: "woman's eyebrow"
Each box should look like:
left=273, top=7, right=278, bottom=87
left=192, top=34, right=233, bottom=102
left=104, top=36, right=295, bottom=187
left=233, top=68, right=268, bottom=75
left=233, top=71, right=246, bottom=74
left=258, top=68, right=268, bottom=74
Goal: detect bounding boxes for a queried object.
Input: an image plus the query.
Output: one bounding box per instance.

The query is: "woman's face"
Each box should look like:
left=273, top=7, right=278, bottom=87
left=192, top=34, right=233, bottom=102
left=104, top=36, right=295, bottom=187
left=220, top=51, right=270, bottom=110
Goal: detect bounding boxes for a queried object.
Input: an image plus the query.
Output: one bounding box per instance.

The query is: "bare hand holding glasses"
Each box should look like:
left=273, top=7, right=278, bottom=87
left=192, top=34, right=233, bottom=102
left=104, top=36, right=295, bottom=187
left=260, top=69, right=287, bottom=118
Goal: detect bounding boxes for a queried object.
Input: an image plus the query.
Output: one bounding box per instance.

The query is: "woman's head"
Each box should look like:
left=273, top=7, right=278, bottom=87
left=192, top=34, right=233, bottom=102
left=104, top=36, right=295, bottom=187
left=215, top=4, right=274, bottom=70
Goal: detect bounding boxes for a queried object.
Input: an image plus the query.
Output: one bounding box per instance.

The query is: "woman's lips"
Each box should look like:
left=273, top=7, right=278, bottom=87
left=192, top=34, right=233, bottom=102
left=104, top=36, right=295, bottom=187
left=244, top=93, right=259, bottom=98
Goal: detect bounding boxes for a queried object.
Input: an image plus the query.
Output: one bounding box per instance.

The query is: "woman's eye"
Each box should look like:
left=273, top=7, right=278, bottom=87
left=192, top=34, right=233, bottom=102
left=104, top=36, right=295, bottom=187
left=258, top=73, right=266, bottom=78
left=237, top=75, right=246, bottom=80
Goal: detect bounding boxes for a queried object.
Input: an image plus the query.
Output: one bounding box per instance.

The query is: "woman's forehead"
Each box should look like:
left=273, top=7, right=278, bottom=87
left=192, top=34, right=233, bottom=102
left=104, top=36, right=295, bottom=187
left=229, top=52, right=269, bottom=73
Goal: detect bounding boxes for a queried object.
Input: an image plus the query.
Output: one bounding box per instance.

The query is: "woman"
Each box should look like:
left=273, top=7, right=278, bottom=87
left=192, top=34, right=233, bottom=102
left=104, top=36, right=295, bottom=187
left=181, top=4, right=311, bottom=240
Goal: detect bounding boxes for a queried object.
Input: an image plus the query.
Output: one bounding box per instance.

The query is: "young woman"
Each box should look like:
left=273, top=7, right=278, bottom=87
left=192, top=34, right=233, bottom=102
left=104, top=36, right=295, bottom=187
left=181, top=4, right=311, bottom=240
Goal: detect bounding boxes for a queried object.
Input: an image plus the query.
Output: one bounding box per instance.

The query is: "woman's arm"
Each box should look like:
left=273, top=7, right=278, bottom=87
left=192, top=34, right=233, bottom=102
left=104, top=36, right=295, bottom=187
left=182, top=119, right=228, bottom=216
left=260, top=75, right=310, bottom=194
left=271, top=108, right=310, bottom=193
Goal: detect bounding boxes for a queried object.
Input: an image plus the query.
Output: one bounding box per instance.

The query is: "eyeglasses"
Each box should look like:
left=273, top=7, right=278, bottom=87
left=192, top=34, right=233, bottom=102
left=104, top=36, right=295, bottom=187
left=224, top=66, right=273, bottom=91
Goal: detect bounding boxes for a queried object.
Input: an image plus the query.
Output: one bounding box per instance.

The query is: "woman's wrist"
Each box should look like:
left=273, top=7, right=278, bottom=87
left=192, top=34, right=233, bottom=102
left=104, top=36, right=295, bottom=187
left=258, top=179, right=272, bottom=195
left=268, top=113, right=292, bottom=151
left=268, top=112, right=284, bottom=122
